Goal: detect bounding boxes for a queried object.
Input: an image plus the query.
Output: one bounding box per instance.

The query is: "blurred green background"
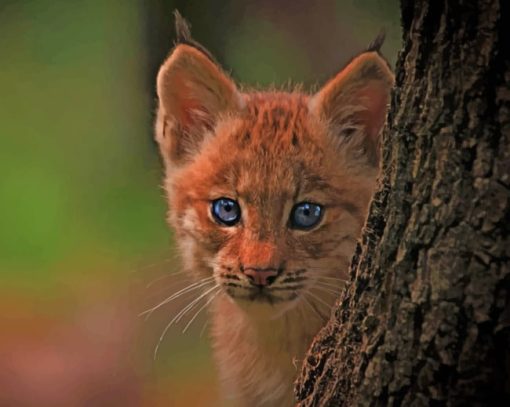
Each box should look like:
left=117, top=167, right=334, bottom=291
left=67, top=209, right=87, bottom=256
left=0, top=0, right=400, bottom=405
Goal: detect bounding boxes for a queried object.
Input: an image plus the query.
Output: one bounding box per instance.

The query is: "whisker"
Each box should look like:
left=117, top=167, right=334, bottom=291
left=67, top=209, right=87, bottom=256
left=182, top=288, right=221, bottom=333
left=279, top=276, right=307, bottom=284
left=140, top=277, right=215, bottom=319
left=300, top=294, right=317, bottom=316
left=222, top=282, right=253, bottom=290
left=145, top=278, right=194, bottom=301
left=269, top=285, right=304, bottom=292
left=314, top=280, right=345, bottom=290
left=172, top=285, right=217, bottom=326
left=130, top=251, right=181, bottom=274
left=310, top=285, right=341, bottom=297
left=199, top=320, right=209, bottom=338
left=305, top=290, right=334, bottom=312
left=300, top=294, right=327, bottom=321
left=288, top=265, right=350, bottom=281
left=219, top=274, right=241, bottom=281
left=316, top=275, right=350, bottom=282
left=154, top=283, right=220, bottom=359
left=315, top=278, right=349, bottom=288
left=145, top=271, right=190, bottom=289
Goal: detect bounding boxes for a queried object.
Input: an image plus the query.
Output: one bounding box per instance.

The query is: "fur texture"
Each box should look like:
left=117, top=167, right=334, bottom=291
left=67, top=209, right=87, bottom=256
left=154, top=15, right=393, bottom=407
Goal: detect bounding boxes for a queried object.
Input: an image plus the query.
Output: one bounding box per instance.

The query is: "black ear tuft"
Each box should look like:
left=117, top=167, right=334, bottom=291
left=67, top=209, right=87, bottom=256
left=366, top=29, right=386, bottom=54
left=173, top=10, right=217, bottom=64
left=174, top=10, right=192, bottom=43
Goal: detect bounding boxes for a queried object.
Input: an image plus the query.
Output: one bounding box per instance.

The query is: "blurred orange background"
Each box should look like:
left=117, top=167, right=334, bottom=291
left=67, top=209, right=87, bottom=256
left=0, top=0, right=400, bottom=405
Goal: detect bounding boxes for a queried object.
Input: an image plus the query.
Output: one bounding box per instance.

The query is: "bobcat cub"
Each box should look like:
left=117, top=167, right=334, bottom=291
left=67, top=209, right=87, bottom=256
left=154, top=13, right=393, bottom=407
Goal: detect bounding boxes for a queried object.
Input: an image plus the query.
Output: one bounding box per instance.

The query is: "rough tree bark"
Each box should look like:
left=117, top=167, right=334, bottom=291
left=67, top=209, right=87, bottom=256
left=296, top=1, right=510, bottom=405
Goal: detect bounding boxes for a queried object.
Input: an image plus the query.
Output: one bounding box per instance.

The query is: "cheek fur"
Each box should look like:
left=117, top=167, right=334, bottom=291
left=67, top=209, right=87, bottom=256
left=171, top=201, right=236, bottom=277
left=291, top=213, right=361, bottom=263
left=214, top=235, right=242, bottom=268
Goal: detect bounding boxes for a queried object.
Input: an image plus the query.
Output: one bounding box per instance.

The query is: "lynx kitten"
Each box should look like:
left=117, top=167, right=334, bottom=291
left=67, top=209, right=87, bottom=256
left=154, top=13, right=393, bottom=407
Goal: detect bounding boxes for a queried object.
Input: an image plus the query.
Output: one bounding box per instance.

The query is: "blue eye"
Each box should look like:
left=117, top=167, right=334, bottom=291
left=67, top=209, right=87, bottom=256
left=211, top=198, right=241, bottom=226
left=290, top=202, right=323, bottom=229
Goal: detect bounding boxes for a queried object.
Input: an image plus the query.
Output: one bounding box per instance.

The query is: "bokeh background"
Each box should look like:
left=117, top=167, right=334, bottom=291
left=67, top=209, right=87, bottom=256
left=0, top=1, right=401, bottom=405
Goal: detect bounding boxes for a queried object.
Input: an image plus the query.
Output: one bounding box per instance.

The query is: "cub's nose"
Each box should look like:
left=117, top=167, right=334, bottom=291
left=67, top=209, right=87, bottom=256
left=242, top=267, right=281, bottom=287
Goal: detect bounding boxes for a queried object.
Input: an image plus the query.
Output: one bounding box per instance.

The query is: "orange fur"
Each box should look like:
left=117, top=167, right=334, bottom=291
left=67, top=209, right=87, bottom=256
left=154, top=21, right=393, bottom=406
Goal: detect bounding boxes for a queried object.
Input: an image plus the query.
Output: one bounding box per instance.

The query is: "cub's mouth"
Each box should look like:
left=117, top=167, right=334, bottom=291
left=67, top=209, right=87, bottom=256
left=224, top=285, right=299, bottom=304
left=216, top=267, right=305, bottom=305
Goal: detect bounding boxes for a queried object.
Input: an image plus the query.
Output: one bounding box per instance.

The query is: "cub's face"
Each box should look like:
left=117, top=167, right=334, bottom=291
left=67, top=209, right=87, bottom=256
left=166, top=93, right=378, bottom=311
left=155, top=42, right=392, bottom=313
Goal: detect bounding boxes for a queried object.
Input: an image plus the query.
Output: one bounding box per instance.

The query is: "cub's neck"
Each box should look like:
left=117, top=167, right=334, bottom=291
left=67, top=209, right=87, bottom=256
left=210, top=293, right=332, bottom=406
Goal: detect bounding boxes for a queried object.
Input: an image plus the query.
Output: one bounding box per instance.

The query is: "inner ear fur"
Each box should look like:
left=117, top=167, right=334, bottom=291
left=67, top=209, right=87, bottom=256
left=310, top=52, right=394, bottom=164
left=156, top=44, right=243, bottom=166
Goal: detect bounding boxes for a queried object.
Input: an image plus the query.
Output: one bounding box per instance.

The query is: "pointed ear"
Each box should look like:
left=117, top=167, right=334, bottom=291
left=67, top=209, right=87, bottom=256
left=156, top=44, right=243, bottom=166
left=310, top=51, right=394, bottom=165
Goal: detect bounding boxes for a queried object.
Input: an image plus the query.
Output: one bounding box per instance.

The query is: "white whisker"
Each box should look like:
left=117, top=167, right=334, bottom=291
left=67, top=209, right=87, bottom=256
left=314, top=280, right=345, bottom=290
left=311, top=284, right=341, bottom=297
left=182, top=288, right=221, bottom=333
left=199, top=320, right=209, bottom=338
left=145, top=271, right=189, bottom=289
left=145, top=278, right=194, bottom=301
left=316, top=275, right=350, bottom=283
left=293, top=266, right=351, bottom=281
left=130, top=252, right=180, bottom=274
left=315, top=276, right=350, bottom=285
left=140, top=276, right=215, bottom=319
left=154, top=284, right=219, bottom=359
left=305, top=290, right=334, bottom=312
left=300, top=293, right=327, bottom=321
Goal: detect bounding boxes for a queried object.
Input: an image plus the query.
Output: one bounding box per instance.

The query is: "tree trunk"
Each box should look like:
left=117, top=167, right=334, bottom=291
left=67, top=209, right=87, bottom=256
left=295, top=1, right=510, bottom=405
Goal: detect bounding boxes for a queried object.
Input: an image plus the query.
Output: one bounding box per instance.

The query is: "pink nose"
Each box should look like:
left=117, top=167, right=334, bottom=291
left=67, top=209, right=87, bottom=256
left=242, top=267, right=280, bottom=287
